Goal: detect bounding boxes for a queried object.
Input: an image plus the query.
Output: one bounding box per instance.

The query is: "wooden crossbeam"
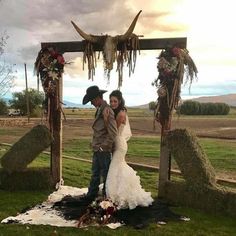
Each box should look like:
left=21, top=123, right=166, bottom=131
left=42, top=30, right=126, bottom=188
left=41, top=37, right=187, bottom=53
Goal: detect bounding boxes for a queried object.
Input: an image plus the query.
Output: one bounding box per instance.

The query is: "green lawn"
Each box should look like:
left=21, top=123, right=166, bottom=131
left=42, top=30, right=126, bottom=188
left=0, top=115, right=236, bottom=235
left=62, top=137, right=236, bottom=175
left=0, top=155, right=236, bottom=236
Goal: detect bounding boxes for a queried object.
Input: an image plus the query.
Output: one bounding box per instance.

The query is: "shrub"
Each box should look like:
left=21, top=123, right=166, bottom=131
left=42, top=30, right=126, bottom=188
left=179, top=100, right=200, bottom=115
left=179, top=101, right=230, bottom=115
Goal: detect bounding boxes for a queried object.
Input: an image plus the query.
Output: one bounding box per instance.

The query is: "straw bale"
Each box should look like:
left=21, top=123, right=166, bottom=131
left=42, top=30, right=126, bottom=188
left=0, top=167, right=53, bottom=190
left=1, top=125, right=52, bottom=173
left=166, top=128, right=216, bottom=187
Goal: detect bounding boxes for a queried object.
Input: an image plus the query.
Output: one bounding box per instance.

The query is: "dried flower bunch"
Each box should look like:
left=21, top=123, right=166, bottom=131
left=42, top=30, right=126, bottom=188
left=82, top=35, right=140, bottom=88
left=152, top=46, right=198, bottom=127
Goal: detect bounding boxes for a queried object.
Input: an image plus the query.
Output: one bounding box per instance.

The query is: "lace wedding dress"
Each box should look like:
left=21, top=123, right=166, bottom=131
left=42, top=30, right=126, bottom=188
left=106, top=115, right=153, bottom=209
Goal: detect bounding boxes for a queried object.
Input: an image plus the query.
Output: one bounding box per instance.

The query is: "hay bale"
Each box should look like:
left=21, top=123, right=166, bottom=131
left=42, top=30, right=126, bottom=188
left=166, top=128, right=216, bottom=187
left=164, top=181, right=236, bottom=217
left=0, top=125, right=52, bottom=173
left=0, top=167, right=53, bottom=190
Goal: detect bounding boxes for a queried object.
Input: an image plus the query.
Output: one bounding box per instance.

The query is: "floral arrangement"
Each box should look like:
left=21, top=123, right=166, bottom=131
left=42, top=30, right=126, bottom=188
left=34, top=47, right=65, bottom=114
left=152, top=46, right=198, bottom=131
left=34, top=47, right=65, bottom=97
left=78, top=197, right=118, bottom=227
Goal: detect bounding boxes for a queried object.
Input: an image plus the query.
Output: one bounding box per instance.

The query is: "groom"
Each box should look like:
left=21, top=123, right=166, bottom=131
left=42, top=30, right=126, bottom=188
left=80, top=85, right=117, bottom=203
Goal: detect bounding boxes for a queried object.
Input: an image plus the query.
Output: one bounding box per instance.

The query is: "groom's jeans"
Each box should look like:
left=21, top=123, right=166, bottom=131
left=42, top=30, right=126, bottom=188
left=87, top=151, right=111, bottom=199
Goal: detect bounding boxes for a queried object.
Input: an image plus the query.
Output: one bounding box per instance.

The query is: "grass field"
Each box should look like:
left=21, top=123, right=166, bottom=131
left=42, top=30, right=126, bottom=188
left=0, top=108, right=236, bottom=235
left=0, top=155, right=236, bottom=236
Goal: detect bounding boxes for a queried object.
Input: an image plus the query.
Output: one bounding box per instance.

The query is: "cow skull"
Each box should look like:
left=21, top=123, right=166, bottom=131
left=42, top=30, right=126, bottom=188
left=71, top=10, right=142, bottom=71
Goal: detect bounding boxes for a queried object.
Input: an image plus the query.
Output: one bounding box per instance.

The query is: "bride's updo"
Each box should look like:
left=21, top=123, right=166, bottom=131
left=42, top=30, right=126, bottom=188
left=109, top=90, right=126, bottom=118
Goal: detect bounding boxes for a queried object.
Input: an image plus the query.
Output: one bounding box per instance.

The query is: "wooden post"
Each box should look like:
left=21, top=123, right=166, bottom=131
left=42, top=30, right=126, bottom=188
left=37, top=76, right=39, bottom=92
left=24, top=63, right=30, bottom=123
left=158, top=113, right=172, bottom=198
left=50, top=77, right=63, bottom=186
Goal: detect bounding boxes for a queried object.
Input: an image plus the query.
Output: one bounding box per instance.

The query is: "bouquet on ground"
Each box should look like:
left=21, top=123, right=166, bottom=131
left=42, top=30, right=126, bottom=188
left=78, top=197, right=118, bottom=227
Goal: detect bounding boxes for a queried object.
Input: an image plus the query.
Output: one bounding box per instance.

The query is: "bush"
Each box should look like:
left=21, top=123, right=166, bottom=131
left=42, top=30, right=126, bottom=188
left=179, top=101, right=230, bottom=115
left=179, top=101, right=200, bottom=115
left=31, top=106, right=43, bottom=117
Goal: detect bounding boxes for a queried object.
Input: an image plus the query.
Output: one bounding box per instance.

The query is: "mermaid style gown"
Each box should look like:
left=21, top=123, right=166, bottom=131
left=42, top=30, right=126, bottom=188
left=105, top=115, right=153, bottom=209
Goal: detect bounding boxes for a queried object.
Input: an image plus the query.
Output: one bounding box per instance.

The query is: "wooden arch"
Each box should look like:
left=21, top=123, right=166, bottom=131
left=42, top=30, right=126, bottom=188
left=40, top=37, right=187, bottom=196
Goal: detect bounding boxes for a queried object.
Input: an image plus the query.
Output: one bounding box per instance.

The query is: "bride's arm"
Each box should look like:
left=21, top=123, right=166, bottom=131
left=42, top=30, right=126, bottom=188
left=116, top=110, right=126, bottom=128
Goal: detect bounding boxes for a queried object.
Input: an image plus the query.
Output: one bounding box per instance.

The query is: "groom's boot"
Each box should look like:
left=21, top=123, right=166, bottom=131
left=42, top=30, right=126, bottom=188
left=78, top=194, right=96, bottom=205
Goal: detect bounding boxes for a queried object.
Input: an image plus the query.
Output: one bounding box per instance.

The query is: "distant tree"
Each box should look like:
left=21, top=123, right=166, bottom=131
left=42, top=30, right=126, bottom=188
left=149, top=101, right=157, bottom=130
left=0, top=98, right=7, bottom=115
left=9, top=89, right=44, bottom=115
left=0, top=31, right=16, bottom=97
left=149, top=101, right=156, bottom=114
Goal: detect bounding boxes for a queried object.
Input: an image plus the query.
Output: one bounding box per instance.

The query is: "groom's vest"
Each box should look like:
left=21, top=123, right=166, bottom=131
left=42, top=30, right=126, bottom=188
left=92, top=101, right=117, bottom=152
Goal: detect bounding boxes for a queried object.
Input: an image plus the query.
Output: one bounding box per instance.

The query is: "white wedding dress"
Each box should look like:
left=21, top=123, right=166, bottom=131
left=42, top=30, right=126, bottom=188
left=106, top=115, right=153, bottom=209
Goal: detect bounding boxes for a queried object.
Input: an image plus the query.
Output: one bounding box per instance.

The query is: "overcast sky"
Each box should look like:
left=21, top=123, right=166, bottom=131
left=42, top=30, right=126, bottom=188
left=1, top=0, right=236, bottom=106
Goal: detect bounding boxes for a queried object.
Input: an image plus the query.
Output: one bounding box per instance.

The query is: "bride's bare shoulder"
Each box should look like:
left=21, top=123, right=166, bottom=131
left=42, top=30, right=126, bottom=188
left=116, top=110, right=126, bottom=125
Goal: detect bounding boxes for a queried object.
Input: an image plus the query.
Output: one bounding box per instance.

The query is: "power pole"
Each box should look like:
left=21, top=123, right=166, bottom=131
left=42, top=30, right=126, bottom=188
left=37, top=76, right=39, bottom=91
left=24, top=63, right=30, bottom=123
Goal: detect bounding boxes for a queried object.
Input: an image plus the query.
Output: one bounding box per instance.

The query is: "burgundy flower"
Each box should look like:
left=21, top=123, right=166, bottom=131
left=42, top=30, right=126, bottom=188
left=49, top=49, right=59, bottom=59
left=106, top=206, right=115, bottom=215
left=172, top=47, right=180, bottom=57
left=57, top=55, right=65, bottom=65
left=163, top=69, right=172, bottom=77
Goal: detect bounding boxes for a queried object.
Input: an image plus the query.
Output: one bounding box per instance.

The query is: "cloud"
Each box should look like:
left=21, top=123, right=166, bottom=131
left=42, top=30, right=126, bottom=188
left=1, top=0, right=236, bottom=106
left=18, top=44, right=41, bottom=64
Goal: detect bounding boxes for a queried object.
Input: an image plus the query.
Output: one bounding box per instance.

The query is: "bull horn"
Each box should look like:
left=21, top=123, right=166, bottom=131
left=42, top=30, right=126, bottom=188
left=119, top=10, right=142, bottom=41
left=71, top=21, right=97, bottom=43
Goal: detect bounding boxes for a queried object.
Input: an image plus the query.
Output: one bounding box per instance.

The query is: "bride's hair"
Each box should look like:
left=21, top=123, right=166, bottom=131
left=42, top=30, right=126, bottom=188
left=109, top=90, right=127, bottom=118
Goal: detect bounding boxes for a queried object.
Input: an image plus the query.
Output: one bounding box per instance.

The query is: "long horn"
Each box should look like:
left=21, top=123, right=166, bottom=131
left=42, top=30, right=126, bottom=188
left=119, top=10, right=142, bottom=41
left=71, top=21, right=97, bottom=43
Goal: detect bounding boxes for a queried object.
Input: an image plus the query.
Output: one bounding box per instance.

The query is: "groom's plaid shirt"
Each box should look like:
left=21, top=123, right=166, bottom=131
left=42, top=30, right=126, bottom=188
left=92, top=101, right=117, bottom=152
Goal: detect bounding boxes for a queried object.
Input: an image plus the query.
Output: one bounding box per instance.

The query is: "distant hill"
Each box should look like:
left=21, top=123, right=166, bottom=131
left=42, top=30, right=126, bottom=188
left=63, top=100, right=92, bottom=108
left=187, top=94, right=236, bottom=107
left=63, top=100, right=81, bottom=107
left=130, top=104, right=149, bottom=109
left=131, top=94, right=236, bottom=109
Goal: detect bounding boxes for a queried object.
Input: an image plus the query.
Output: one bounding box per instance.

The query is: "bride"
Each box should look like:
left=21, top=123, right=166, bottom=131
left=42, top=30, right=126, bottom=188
left=105, top=90, right=153, bottom=209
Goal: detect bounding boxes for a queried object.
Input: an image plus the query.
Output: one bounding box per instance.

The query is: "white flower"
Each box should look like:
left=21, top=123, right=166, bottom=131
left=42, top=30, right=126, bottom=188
left=99, top=200, right=113, bottom=209
left=48, top=71, right=59, bottom=80
left=158, top=57, right=170, bottom=69
left=91, top=201, right=96, bottom=207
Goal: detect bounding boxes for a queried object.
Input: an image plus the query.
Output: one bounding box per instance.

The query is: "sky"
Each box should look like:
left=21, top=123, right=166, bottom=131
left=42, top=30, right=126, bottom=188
left=0, top=0, right=236, bottom=106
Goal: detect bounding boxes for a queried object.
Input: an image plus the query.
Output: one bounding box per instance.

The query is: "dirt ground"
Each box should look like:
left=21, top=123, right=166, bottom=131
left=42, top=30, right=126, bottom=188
left=1, top=116, right=236, bottom=142
left=62, top=116, right=236, bottom=140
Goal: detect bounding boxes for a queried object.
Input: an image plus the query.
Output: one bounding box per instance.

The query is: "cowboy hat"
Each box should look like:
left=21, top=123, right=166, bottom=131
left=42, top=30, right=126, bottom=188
left=82, top=85, right=107, bottom=105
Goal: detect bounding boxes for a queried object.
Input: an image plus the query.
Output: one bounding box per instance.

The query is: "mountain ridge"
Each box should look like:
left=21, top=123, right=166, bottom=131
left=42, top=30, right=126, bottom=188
left=131, top=94, right=236, bottom=109
left=187, top=93, right=236, bottom=107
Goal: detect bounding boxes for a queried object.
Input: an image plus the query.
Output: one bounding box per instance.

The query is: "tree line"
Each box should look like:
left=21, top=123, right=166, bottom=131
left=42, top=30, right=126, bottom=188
left=0, top=89, right=44, bottom=116
left=149, top=100, right=230, bottom=115
left=178, top=100, right=230, bottom=115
